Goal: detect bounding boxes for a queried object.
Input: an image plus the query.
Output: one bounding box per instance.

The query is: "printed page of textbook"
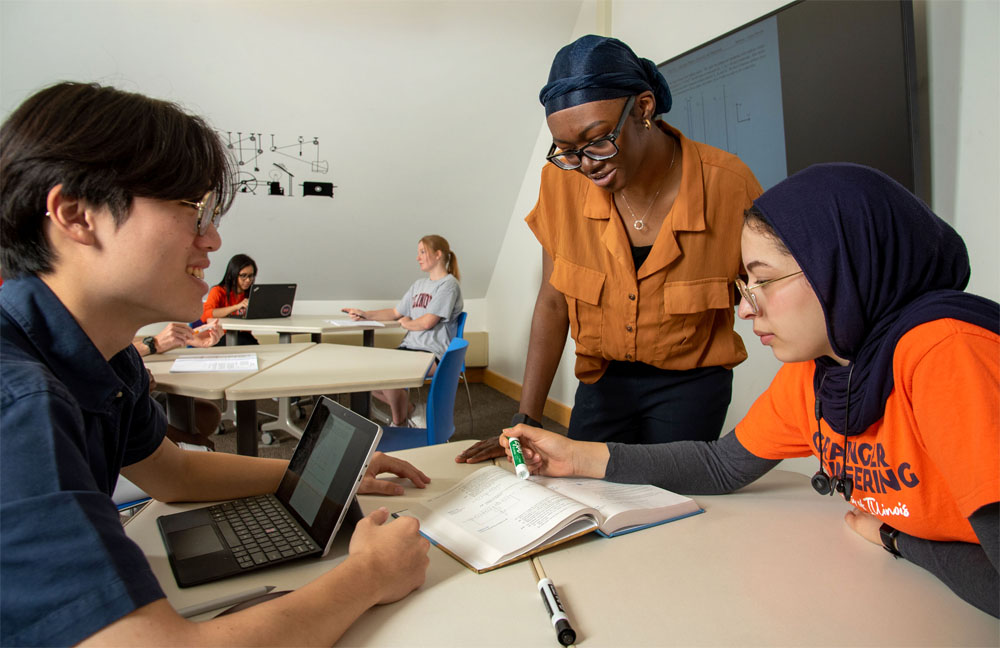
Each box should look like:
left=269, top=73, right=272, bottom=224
left=396, top=466, right=598, bottom=572
left=532, top=476, right=703, bottom=536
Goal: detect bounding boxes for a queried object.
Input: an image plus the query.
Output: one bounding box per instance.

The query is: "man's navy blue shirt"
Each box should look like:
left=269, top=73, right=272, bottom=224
left=1, top=276, right=166, bottom=646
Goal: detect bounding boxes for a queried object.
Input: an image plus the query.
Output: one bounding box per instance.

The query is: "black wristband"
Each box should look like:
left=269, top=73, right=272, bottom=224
left=510, top=413, right=543, bottom=429
left=879, top=522, right=902, bottom=557
left=142, top=336, right=157, bottom=355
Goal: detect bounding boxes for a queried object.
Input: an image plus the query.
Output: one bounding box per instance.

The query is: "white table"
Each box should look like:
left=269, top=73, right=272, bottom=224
left=124, top=442, right=999, bottom=645
left=124, top=441, right=549, bottom=645
left=224, top=343, right=433, bottom=455
left=219, top=315, right=400, bottom=347
left=219, top=316, right=402, bottom=437
left=144, top=344, right=314, bottom=437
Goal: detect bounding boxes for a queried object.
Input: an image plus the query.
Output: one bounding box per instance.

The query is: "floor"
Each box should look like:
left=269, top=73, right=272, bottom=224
left=210, top=383, right=568, bottom=460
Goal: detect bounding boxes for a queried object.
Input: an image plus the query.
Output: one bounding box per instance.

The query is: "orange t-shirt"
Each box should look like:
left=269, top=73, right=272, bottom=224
left=202, top=286, right=245, bottom=322
left=736, top=319, right=1000, bottom=543
left=526, top=121, right=761, bottom=383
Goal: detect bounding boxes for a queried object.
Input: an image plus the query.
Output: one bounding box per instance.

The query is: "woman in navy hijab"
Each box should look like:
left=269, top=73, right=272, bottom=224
left=458, top=35, right=762, bottom=462
left=499, top=163, right=999, bottom=617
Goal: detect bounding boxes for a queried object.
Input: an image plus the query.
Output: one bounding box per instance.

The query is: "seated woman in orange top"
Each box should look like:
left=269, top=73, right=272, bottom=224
left=500, top=163, right=999, bottom=617
left=202, top=253, right=258, bottom=345
left=458, top=35, right=761, bottom=463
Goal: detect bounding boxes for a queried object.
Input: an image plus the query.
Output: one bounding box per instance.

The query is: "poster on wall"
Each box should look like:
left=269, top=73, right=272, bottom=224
left=224, top=131, right=336, bottom=198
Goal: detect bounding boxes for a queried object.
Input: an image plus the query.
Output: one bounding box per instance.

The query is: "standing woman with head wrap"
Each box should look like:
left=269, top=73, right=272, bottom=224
left=458, top=35, right=762, bottom=463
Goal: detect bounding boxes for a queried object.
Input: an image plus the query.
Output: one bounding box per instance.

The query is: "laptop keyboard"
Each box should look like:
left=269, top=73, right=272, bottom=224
left=209, top=495, right=319, bottom=569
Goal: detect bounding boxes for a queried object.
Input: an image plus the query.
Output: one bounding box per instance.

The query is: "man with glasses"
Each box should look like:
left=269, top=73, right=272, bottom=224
left=458, top=36, right=762, bottom=464
left=1, top=82, right=431, bottom=646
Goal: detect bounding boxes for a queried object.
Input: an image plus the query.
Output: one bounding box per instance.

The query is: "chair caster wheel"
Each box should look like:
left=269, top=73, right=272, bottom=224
left=260, top=432, right=275, bottom=446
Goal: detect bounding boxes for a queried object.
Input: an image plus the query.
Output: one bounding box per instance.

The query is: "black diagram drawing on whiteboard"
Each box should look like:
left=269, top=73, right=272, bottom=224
left=223, top=132, right=333, bottom=197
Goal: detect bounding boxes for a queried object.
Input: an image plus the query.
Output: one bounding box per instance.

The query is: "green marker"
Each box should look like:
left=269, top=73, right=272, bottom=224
left=509, top=438, right=530, bottom=479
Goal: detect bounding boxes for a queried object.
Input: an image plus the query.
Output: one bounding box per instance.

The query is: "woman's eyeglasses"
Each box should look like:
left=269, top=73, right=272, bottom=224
left=545, top=95, right=635, bottom=170
left=238, top=272, right=255, bottom=280
left=179, top=191, right=223, bottom=235
left=735, top=271, right=803, bottom=314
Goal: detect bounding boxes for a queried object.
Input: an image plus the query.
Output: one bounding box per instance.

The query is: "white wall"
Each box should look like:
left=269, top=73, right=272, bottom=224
left=0, top=0, right=581, bottom=305
left=923, top=0, right=1000, bottom=301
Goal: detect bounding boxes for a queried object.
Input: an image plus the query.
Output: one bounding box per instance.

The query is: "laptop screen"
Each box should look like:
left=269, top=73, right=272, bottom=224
left=275, top=399, right=380, bottom=548
left=244, top=283, right=297, bottom=319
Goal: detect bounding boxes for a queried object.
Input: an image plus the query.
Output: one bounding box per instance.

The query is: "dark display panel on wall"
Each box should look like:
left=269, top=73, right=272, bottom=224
left=659, top=0, right=920, bottom=197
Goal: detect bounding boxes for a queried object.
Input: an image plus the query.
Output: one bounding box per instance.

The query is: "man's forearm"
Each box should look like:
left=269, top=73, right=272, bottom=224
left=128, top=448, right=287, bottom=504
left=81, top=557, right=382, bottom=647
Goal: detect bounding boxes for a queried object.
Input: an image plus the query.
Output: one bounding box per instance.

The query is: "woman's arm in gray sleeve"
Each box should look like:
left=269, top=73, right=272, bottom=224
left=604, top=432, right=781, bottom=495
left=895, top=503, right=999, bottom=618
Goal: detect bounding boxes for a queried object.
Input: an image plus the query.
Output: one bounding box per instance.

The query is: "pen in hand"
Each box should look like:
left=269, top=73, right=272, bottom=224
left=175, top=585, right=275, bottom=618
left=530, top=557, right=577, bottom=646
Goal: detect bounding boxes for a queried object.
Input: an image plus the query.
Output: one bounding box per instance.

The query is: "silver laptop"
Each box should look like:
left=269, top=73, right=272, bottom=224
left=242, top=283, right=296, bottom=319
left=157, top=397, right=381, bottom=587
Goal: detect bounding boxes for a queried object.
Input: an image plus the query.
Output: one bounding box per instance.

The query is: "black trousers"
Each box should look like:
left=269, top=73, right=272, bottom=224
left=568, top=362, right=733, bottom=444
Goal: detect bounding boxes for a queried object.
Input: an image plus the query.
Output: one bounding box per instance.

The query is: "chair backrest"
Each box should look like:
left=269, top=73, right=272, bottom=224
left=454, top=312, right=468, bottom=371
left=425, top=337, right=469, bottom=445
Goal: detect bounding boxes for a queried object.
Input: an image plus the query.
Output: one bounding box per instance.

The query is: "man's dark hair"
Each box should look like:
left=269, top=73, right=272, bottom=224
left=218, top=253, right=258, bottom=294
left=0, top=82, right=234, bottom=278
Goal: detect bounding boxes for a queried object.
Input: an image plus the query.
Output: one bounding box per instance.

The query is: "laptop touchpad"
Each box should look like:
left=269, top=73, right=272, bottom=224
left=169, top=525, right=225, bottom=560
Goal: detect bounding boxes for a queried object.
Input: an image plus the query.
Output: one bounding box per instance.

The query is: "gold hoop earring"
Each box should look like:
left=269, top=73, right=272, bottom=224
left=643, top=119, right=651, bottom=130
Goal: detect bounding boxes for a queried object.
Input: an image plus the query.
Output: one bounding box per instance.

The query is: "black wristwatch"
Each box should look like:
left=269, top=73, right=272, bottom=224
left=142, top=336, right=157, bottom=355
left=879, top=522, right=901, bottom=558
left=510, top=413, right=543, bottom=429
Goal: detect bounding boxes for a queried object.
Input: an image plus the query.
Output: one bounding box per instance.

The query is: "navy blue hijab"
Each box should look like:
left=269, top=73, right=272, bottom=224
left=539, top=35, right=672, bottom=117
left=753, top=163, right=999, bottom=436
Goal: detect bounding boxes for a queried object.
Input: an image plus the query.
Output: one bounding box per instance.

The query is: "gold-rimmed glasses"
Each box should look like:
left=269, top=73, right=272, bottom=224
left=736, top=271, right=804, bottom=314
left=178, top=191, right=222, bottom=235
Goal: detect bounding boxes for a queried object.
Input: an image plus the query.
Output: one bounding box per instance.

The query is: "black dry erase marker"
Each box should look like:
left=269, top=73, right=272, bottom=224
left=530, top=558, right=576, bottom=646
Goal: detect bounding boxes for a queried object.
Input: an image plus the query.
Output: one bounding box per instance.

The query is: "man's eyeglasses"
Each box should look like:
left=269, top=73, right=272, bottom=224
left=179, top=191, right=223, bottom=235
left=736, top=271, right=804, bottom=314
left=546, top=95, right=635, bottom=170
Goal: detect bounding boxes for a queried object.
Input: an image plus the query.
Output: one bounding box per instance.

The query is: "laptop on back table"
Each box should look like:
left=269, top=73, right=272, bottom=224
left=242, top=283, right=297, bottom=319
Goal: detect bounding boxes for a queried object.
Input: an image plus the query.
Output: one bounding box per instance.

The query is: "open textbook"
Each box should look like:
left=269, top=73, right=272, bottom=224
left=395, top=465, right=702, bottom=573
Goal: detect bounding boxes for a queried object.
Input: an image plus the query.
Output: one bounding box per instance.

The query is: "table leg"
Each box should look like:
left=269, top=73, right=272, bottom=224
left=164, top=393, right=197, bottom=435
left=354, top=329, right=377, bottom=413
left=350, top=391, right=370, bottom=419
left=226, top=330, right=238, bottom=346
left=236, top=400, right=259, bottom=456
left=262, top=330, right=306, bottom=439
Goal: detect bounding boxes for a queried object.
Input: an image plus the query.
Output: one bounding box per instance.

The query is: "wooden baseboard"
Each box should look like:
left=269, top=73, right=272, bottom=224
left=482, top=370, right=572, bottom=429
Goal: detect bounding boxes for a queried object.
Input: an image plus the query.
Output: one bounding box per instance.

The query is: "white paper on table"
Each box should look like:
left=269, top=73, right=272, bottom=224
left=169, top=353, right=259, bottom=373
left=324, top=319, right=386, bottom=328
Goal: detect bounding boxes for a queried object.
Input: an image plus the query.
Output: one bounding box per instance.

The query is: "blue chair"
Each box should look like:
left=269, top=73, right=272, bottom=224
left=455, top=312, right=474, bottom=433
left=376, top=337, right=469, bottom=452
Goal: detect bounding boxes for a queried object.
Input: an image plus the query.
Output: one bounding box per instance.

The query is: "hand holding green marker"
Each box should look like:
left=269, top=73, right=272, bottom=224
left=508, top=437, right=530, bottom=479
